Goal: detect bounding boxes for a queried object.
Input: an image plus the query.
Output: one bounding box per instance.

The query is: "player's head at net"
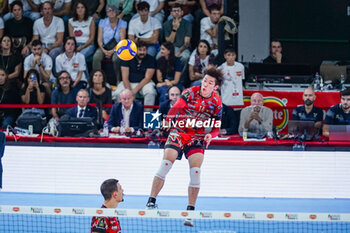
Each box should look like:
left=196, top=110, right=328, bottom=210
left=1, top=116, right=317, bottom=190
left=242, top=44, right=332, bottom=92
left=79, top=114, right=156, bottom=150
left=100, top=179, right=124, bottom=207
left=201, top=66, right=223, bottom=97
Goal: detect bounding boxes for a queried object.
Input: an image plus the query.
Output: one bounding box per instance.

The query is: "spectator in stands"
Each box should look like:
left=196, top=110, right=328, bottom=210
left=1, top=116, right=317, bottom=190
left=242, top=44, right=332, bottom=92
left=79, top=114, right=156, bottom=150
left=3, top=0, right=40, bottom=22
left=20, top=69, right=46, bottom=105
left=200, top=4, right=221, bottom=53
left=72, top=0, right=104, bottom=21
left=55, top=36, right=87, bottom=90
left=39, top=0, right=71, bottom=19
left=51, top=71, right=78, bottom=120
left=0, top=68, right=20, bottom=128
left=214, top=89, right=237, bottom=135
left=128, top=1, right=161, bottom=57
left=167, top=0, right=196, bottom=23
left=162, top=3, right=191, bottom=66
left=238, top=92, right=273, bottom=138
left=32, top=1, right=64, bottom=61
left=4, top=1, right=34, bottom=56
left=106, top=0, right=134, bottom=22
left=113, top=41, right=156, bottom=110
left=23, top=39, right=52, bottom=97
left=65, top=89, right=97, bottom=121
left=0, top=0, right=7, bottom=15
left=108, top=89, right=143, bottom=134
left=218, top=47, right=245, bottom=123
left=198, top=0, right=224, bottom=18
left=323, top=88, right=350, bottom=137
left=156, top=41, right=183, bottom=104
left=133, top=0, right=164, bottom=23
left=68, top=0, right=95, bottom=59
left=0, top=35, right=22, bottom=88
left=93, top=4, right=127, bottom=84
left=88, top=69, right=112, bottom=124
left=159, top=85, right=180, bottom=120
left=188, top=39, right=215, bottom=86
left=263, top=39, right=287, bottom=64
left=0, top=18, right=3, bottom=39
left=292, top=87, right=324, bottom=130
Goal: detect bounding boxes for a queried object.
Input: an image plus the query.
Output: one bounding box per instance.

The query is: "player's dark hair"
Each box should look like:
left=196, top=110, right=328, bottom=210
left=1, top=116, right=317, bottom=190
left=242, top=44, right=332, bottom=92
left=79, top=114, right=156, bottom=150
left=340, top=88, right=350, bottom=97
left=62, top=36, right=77, bottom=53
left=71, top=0, right=89, bottom=21
left=100, top=179, right=119, bottom=200
left=88, top=69, right=107, bottom=88
left=56, top=71, right=73, bottom=92
left=159, top=41, right=175, bottom=79
left=136, top=40, right=147, bottom=49
left=137, top=1, right=150, bottom=11
left=203, top=66, right=223, bottom=87
left=208, top=4, right=221, bottom=13
left=224, top=47, right=236, bottom=55
left=171, top=3, right=183, bottom=10
left=196, top=40, right=211, bottom=56
left=40, top=1, right=54, bottom=12
left=32, top=39, right=42, bottom=47
left=10, top=0, right=23, bottom=11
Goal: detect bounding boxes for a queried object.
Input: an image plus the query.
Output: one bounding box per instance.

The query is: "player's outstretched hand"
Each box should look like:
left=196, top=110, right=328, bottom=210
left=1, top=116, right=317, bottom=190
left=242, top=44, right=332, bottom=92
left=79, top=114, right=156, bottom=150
left=204, top=134, right=212, bottom=149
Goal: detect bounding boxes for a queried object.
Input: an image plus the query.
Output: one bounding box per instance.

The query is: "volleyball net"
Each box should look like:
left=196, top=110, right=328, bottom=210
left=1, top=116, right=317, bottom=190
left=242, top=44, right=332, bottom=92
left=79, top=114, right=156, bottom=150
left=1, top=205, right=349, bottom=233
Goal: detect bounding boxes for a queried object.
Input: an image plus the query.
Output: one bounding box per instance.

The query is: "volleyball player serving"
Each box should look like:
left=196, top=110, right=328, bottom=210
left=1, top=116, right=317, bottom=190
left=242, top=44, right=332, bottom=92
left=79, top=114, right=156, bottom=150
left=146, top=66, right=223, bottom=227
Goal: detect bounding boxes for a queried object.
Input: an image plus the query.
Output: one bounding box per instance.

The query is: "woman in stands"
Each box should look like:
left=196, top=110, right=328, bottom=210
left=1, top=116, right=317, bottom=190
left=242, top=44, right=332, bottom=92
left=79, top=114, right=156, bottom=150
left=0, top=68, right=20, bottom=129
left=55, top=37, right=87, bottom=90
left=156, top=41, right=183, bottom=105
left=188, top=39, right=215, bottom=86
left=92, top=4, right=127, bottom=84
left=20, top=69, right=45, bottom=105
left=68, top=0, right=96, bottom=59
left=88, top=69, right=112, bottom=125
left=0, top=35, right=22, bottom=89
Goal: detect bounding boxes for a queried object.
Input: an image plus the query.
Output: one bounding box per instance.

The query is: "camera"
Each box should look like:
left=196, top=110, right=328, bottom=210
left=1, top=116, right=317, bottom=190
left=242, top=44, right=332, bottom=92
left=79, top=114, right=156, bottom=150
left=30, top=74, right=37, bottom=81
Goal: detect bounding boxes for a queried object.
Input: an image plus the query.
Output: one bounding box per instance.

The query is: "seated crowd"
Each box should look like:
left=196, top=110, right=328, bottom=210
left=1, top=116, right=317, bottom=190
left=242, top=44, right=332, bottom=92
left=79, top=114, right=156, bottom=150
left=0, top=0, right=348, bottom=139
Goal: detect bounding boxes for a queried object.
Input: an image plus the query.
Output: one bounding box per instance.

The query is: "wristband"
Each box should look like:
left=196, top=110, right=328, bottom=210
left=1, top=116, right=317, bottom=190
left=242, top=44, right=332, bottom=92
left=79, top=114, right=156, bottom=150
left=172, top=29, right=177, bottom=32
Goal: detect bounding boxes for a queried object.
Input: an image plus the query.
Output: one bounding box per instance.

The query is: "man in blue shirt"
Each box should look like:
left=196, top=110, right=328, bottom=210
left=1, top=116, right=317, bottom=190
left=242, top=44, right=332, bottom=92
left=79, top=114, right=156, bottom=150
left=292, top=87, right=324, bottom=131
left=112, top=41, right=156, bottom=111
left=323, top=88, right=350, bottom=137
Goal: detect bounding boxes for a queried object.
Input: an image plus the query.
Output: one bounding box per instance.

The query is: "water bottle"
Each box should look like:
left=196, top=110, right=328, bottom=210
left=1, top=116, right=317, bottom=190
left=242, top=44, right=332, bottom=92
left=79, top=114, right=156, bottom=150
left=103, top=121, right=109, bottom=137
left=314, top=72, right=320, bottom=90
left=319, top=74, right=324, bottom=90
left=340, top=73, right=346, bottom=90
left=120, top=119, right=125, bottom=135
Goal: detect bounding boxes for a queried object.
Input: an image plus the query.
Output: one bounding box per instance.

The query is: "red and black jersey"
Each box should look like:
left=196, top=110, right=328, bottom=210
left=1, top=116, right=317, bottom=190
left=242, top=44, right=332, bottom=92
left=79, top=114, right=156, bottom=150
left=91, top=205, right=121, bottom=233
left=166, top=86, right=222, bottom=137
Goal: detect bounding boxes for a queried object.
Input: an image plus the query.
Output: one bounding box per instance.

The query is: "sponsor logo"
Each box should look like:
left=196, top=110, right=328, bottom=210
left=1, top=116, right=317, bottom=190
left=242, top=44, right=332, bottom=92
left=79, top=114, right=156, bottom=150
left=157, top=211, right=169, bottom=217
left=242, top=213, right=255, bottom=219
left=138, top=211, right=146, bottom=216
left=181, top=212, right=188, bottom=217
left=13, top=207, right=20, bottom=212
left=31, top=207, right=43, bottom=214
left=73, top=62, right=79, bottom=69
left=72, top=208, right=85, bottom=215
left=224, top=213, right=231, bottom=218
left=54, top=208, right=61, bottom=214
left=143, top=110, right=161, bottom=129
left=200, top=212, right=212, bottom=218
left=328, top=214, right=341, bottom=220
left=117, top=210, right=127, bottom=216
left=243, top=96, right=288, bottom=131
left=96, top=210, right=103, bottom=215
left=309, top=214, right=317, bottom=220
left=267, top=213, right=274, bottom=219
left=285, top=214, right=298, bottom=220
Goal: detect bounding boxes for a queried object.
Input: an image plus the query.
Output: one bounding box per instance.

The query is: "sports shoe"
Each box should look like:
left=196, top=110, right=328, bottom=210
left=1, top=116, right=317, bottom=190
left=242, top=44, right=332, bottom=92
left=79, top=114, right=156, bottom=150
left=146, top=202, right=158, bottom=209
left=184, top=218, right=194, bottom=227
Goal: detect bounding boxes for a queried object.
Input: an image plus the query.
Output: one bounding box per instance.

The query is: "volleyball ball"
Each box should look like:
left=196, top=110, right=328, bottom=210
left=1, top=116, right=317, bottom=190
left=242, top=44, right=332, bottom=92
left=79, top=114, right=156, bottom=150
left=115, top=39, right=137, bottom=61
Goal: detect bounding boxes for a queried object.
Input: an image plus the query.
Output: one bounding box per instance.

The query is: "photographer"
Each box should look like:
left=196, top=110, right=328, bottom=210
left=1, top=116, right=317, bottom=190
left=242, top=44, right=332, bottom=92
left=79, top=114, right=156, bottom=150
left=20, top=69, right=45, bottom=105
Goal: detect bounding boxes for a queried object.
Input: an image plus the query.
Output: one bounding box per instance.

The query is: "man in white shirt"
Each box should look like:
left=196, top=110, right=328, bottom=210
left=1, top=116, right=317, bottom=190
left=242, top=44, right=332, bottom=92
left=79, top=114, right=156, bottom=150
left=128, top=1, right=161, bottom=57
left=32, top=1, right=64, bottom=61
left=200, top=4, right=221, bottom=53
left=24, top=39, right=53, bottom=96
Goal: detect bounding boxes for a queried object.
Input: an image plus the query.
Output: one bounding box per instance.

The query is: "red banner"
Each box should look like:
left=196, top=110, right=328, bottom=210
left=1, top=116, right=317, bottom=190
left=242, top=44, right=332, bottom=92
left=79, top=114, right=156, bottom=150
left=243, top=90, right=340, bottom=132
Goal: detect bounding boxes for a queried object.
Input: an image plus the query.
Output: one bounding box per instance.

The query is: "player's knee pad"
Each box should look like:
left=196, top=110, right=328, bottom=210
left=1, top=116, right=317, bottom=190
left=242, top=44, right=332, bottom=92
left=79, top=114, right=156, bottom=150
left=155, top=160, right=173, bottom=180
left=189, top=167, right=201, bottom=188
